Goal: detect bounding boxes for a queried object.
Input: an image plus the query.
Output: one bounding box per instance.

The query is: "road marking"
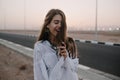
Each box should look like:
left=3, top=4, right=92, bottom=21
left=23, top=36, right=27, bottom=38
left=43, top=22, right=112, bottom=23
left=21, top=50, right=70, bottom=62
left=105, top=42, right=114, bottom=46
left=91, top=40, right=98, bottom=44
left=79, top=39, right=86, bottom=43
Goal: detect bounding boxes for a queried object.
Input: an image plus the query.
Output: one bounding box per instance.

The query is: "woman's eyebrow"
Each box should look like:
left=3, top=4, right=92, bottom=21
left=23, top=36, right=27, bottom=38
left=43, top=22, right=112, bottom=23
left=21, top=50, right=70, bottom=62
left=53, top=20, right=60, bottom=22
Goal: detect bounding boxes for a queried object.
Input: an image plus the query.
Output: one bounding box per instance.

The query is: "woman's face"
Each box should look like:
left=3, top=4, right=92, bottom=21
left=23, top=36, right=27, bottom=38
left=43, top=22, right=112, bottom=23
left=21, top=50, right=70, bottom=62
left=47, top=14, right=62, bottom=37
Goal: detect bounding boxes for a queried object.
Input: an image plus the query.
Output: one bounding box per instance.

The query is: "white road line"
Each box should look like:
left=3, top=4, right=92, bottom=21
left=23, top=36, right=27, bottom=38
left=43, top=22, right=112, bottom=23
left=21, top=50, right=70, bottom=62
left=105, top=42, right=114, bottom=46
left=79, top=39, right=86, bottom=43
left=91, top=40, right=98, bottom=44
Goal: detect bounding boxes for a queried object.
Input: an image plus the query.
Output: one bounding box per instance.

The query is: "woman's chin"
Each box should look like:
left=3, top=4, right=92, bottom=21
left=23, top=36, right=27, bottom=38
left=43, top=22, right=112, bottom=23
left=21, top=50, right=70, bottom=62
left=50, top=34, right=57, bottom=38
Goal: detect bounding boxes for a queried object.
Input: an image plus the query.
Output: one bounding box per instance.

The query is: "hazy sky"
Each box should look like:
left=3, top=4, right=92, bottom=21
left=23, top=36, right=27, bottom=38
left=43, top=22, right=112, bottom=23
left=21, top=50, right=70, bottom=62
left=0, top=0, right=120, bottom=30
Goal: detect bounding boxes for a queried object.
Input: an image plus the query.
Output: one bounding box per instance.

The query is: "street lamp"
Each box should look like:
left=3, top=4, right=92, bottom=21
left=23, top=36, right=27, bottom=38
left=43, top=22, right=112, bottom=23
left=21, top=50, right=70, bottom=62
left=95, top=0, right=98, bottom=41
left=24, top=0, right=26, bottom=37
left=4, top=8, right=6, bottom=31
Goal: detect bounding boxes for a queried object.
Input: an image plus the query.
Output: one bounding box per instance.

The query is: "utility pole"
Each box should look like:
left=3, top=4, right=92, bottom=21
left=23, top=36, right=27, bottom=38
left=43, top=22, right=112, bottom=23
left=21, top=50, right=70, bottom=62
left=4, top=9, right=6, bottom=31
left=4, top=0, right=6, bottom=32
left=24, top=0, right=26, bottom=37
left=95, top=0, right=98, bottom=41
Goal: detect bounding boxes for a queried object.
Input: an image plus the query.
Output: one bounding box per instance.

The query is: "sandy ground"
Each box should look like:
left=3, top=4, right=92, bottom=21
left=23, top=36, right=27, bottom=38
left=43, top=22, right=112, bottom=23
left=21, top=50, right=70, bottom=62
left=0, top=45, right=33, bottom=80
left=68, top=31, right=120, bottom=43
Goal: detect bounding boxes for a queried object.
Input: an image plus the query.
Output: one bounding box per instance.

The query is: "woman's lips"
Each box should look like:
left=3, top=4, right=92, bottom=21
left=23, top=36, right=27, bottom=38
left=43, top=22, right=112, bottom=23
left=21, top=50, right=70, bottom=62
left=55, top=28, right=60, bottom=32
left=56, top=29, right=60, bottom=32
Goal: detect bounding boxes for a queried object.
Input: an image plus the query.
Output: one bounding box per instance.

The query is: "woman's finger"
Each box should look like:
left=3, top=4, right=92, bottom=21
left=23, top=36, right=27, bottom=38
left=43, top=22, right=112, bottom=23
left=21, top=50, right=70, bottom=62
left=57, top=46, right=65, bottom=49
left=60, top=49, right=66, bottom=53
left=61, top=42, right=66, bottom=47
left=62, top=53, right=67, bottom=59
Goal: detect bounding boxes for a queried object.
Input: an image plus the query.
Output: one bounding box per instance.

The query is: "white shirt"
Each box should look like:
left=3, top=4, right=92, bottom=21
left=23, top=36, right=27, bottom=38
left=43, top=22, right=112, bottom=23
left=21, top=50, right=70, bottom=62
left=34, top=40, right=79, bottom=80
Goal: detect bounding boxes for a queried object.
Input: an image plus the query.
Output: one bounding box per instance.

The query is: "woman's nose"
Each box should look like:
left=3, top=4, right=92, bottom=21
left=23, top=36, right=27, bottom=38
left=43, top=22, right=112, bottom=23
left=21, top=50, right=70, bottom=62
left=58, top=22, right=61, bottom=27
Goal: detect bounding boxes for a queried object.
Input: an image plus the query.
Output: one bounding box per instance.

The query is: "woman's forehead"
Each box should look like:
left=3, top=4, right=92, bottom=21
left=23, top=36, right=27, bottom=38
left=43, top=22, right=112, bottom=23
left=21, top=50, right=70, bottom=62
left=52, top=14, right=62, bottom=21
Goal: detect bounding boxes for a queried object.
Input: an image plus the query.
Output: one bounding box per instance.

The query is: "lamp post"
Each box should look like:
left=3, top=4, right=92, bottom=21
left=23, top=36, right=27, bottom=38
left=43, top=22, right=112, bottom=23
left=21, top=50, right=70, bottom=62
left=2, top=0, right=6, bottom=32
left=95, top=0, right=98, bottom=41
left=4, top=8, right=6, bottom=32
left=24, top=0, right=26, bottom=37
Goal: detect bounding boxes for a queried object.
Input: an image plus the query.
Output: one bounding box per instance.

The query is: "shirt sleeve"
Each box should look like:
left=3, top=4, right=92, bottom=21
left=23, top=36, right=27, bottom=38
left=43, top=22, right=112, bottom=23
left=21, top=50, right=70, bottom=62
left=33, top=42, right=48, bottom=80
left=64, top=53, right=79, bottom=72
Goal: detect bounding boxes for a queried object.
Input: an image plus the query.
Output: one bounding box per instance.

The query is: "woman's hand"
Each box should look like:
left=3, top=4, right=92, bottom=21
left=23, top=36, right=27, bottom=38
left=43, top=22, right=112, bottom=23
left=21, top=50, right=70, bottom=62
left=58, top=42, right=67, bottom=60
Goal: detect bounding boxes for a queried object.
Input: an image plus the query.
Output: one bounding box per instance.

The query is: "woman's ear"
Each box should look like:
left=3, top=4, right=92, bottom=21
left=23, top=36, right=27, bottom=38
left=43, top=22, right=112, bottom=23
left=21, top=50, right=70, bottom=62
left=47, top=24, right=50, bottom=28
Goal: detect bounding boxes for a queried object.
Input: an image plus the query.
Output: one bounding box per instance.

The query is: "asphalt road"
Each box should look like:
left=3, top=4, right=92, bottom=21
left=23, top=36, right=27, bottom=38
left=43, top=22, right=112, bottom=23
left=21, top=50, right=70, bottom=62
left=0, top=32, right=120, bottom=77
left=75, top=41, right=120, bottom=77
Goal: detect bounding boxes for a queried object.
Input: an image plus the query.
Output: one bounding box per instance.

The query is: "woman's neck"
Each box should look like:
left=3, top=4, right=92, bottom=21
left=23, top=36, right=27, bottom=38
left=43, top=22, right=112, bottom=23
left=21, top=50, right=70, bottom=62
left=49, top=35, right=56, bottom=46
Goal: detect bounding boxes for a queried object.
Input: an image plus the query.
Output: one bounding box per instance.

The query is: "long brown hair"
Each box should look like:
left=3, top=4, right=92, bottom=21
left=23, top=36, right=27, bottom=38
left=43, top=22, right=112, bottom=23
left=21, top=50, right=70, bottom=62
left=66, top=37, right=78, bottom=59
left=37, top=9, right=67, bottom=44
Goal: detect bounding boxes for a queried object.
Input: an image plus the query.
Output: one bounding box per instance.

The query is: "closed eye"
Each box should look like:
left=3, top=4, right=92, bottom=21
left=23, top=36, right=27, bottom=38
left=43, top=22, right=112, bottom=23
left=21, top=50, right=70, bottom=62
left=54, top=20, right=61, bottom=24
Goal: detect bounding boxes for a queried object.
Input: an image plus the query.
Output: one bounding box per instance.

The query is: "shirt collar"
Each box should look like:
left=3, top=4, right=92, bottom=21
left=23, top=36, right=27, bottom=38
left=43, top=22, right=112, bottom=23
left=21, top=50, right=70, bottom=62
left=43, top=40, right=58, bottom=51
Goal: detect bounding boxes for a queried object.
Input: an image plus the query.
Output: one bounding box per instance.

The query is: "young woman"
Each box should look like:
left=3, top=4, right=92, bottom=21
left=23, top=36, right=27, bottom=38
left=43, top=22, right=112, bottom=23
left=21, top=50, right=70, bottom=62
left=34, top=9, right=79, bottom=80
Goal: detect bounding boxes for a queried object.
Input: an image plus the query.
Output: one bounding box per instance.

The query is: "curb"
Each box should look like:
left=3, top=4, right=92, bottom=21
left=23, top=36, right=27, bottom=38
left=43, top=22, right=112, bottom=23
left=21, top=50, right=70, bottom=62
left=75, top=39, right=120, bottom=46
left=0, top=38, right=33, bottom=58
